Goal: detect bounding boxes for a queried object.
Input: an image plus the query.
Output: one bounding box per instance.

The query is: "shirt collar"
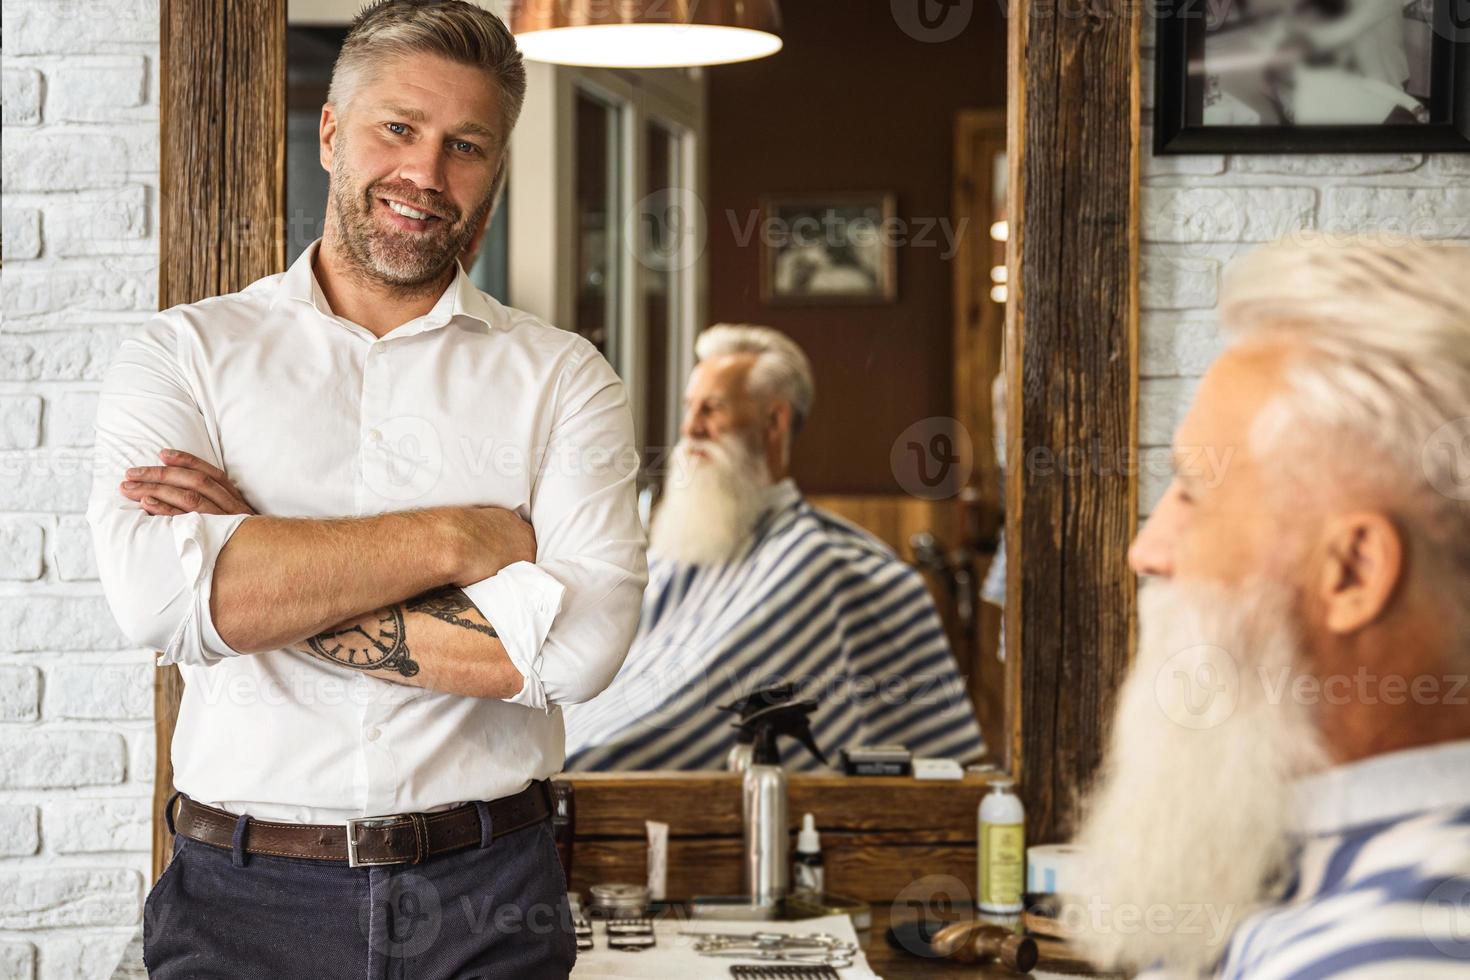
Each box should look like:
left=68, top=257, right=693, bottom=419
left=1292, top=738, right=1470, bottom=836
left=269, top=237, right=499, bottom=338
left=743, top=477, right=800, bottom=541
left=761, top=477, right=801, bottom=515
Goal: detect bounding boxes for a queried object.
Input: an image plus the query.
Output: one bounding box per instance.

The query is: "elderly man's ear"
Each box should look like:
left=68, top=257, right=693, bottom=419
left=1316, top=512, right=1404, bottom=634
left=765, top=401, right=794, bottom=446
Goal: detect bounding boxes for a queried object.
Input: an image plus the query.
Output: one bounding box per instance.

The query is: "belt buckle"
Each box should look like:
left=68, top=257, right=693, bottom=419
left=344, top=814, right=409, bottom=868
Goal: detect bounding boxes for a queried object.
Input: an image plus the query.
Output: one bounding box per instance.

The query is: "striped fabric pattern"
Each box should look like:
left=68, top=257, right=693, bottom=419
left=561, top=480, right=987, bottom=771
left=1210, top=804, right=1470, bottom=979
left=1133, top=740, right=1470, bottom=979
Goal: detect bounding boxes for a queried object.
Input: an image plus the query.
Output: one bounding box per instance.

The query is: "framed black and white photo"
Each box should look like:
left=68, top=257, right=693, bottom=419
left=1155, top=0, right=1470, bottom=152
left=759, top=193, right=898, bottom=304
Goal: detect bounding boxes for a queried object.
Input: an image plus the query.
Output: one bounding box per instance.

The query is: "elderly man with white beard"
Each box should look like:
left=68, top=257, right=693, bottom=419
left=1070, top=235, right=1470, bottom=979
left=561, top=324, right=987, bottom=769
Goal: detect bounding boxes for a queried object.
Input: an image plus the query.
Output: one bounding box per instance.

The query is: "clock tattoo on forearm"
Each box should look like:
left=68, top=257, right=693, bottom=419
left=303, top=588, right=497, bottom=678
left=307, top=606, right=419, bottom=677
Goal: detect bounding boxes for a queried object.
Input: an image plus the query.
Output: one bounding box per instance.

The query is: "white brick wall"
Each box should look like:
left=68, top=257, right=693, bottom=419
left=1139, top=50, right=1470, bottom=516
left=1, top=1, right=159, bottom=976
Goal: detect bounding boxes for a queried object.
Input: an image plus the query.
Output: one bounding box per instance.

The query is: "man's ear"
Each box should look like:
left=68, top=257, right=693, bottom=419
left=1316, top=511, right=1404, bottom=634
left=767, top=401, right=792, bottom=441
left=319, top=103, right=338, bottom=172
left=765, top=400, right=794, bottom=463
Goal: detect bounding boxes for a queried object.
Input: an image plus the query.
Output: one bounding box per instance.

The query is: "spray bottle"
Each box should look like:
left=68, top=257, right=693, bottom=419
left=728, top=697, right=827, bottom=907
left=721, top=684, right=799, bottom=773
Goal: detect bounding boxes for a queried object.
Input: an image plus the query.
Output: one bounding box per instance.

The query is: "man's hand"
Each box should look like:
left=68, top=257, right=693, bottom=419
left=118, top=447, right=534, bottom=584
left=443, top=506, right=537, bottom=586
left=118, top=448, right=257, bottom=516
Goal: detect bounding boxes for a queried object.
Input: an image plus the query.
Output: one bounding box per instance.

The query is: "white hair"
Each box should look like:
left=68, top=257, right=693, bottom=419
left=695, top=324, right=816, bottom=435
left=1218, top=233, right=1470, bottom=625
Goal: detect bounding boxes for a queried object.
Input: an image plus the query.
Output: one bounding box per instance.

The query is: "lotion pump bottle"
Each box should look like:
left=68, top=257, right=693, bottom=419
left=978, top=778, right=1026, bottom=914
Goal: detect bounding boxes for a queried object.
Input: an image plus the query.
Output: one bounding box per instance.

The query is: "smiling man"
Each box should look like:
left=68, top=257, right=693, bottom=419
left=84, top=3, right=646, bottom=977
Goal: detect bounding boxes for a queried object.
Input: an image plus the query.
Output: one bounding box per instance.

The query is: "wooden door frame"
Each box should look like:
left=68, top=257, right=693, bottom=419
left=152, top=0, right=1139, bottom=879
left=952, top=108, right=1010, bottom=770
left=153, top=0, right=286, bottom=878
left=1006, top=0, right=1142, bottom=841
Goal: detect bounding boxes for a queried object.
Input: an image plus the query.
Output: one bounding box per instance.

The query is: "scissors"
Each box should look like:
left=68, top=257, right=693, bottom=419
left=681, top=930, right=859, bottom=968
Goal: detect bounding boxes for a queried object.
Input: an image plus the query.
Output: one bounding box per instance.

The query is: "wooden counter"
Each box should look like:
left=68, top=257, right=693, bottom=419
left=563, top=771, right=997, bottom=903
left=562, top=772, right=1118, bottom=977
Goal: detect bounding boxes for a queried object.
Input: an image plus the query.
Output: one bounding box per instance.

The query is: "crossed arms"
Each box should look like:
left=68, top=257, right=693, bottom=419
left=85, top=318, right=648, bottom=708
left=111, top=456, right=537, bottom=699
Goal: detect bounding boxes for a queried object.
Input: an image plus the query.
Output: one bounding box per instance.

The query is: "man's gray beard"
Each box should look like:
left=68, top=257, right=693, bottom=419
left=649, top=434, right=771, bottom=565
left=328, top=139, right=490, bottom=290
left=1068, top=577, right=1329, bottom=975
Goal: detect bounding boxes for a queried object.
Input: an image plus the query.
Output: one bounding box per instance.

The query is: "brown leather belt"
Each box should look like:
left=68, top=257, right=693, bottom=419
left=170, top=780, right=552, bottom=867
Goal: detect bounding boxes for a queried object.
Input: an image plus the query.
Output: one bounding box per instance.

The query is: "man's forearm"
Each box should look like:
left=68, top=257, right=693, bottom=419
left=211, top=508, right=459, bottom=654
left=293, top=586, right=524, bottom=700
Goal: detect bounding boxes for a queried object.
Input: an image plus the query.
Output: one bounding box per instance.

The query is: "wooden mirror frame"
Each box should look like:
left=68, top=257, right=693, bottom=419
left=153, top=0, right=1140, bottom=891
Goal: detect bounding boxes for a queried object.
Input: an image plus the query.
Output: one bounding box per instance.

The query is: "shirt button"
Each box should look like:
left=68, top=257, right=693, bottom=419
left=365, top=726, right=382, bottom=741
left=367, top=429, right=382, bottom=442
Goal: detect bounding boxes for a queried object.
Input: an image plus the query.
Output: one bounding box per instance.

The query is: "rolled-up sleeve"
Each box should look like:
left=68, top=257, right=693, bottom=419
left=461, top=341, right=648, bottom=710
left=85, top=315, right=250, bottom=668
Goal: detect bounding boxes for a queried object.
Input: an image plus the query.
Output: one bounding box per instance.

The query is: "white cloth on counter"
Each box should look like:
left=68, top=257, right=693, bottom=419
left=571, top=914, right=879, bottom=980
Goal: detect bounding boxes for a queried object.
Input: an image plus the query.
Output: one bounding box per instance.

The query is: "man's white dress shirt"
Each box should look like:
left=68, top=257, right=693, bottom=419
left=86, top=238, right=647, bottom=822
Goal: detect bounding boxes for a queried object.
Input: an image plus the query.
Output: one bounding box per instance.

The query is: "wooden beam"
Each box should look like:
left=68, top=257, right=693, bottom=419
left=154, top=0, right=286, bottom=883
left=1006, top=0, right=1141, bottom=842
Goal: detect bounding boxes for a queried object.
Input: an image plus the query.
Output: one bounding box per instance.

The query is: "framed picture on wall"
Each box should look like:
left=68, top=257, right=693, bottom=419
left=1154, top=0, right=1470, bottom=153
left=759, top=193, right=898, bottom=304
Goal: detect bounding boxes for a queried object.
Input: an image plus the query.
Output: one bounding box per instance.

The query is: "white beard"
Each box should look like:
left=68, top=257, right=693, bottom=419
left=1069, top=578, right=1329, bottom=975
left=649, top=433, right=771, bottom=566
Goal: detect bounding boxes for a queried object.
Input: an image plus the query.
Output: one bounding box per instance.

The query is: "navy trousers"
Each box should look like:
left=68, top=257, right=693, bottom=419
left=143, top=800, right=577, bottom=980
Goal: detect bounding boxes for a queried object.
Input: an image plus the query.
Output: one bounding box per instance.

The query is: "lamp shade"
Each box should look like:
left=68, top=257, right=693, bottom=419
left=508, top=0, right=783, bottom=68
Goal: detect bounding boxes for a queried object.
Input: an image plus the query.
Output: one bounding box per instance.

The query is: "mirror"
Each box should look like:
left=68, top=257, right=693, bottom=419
left=283, top=0, right=1014, bottom=775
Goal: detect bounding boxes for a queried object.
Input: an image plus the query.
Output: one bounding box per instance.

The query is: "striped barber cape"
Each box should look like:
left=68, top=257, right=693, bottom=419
left=561, top=478, right=987, bottom=771
left=1138, top=739, right=1470, bottom=979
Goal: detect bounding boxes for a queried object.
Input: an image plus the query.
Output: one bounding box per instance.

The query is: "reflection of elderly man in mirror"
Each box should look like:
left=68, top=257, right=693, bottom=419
left=562, top=325, right=986, bottom=769
left=1073, top=236, right=1470, bottom=977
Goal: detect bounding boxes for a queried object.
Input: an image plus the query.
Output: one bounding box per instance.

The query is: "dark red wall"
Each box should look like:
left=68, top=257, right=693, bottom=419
left=706, top=0, right=1005, bottom=493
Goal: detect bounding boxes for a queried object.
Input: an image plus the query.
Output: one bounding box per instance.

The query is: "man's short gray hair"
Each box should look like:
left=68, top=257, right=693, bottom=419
left=1219, top=233, right=1470, bottom=628
left=328, top=0, right=527, bottom=142
left=696, top=324, right=816, bottom=435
